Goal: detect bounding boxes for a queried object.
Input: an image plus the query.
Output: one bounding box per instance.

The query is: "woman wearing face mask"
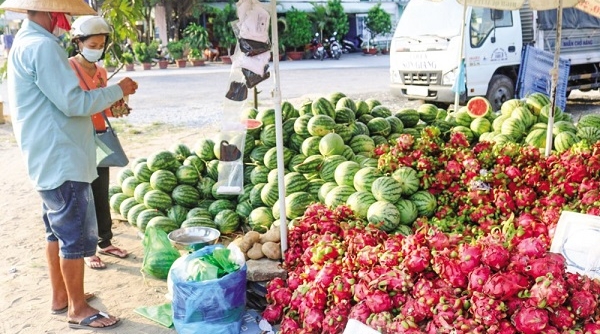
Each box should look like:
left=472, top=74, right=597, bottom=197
left=69, top=15, right=130, bottom=270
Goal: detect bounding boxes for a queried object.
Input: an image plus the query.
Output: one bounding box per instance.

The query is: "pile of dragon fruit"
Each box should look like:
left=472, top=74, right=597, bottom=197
left=262, top=131, right=600, bottom=333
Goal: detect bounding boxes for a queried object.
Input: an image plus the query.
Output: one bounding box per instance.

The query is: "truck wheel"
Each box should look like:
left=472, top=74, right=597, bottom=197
left=486, top=74, right=514, bottom=112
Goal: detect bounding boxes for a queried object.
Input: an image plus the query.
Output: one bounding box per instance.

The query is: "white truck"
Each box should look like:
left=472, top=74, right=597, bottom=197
left=389, top=0, right=600, bottom=111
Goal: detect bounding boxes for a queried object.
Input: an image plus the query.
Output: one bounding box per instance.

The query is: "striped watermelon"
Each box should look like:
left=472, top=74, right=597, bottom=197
left=133, top=162, right=153, bottom=182
left=319, top=133, right=345, bottom=156
left=147, top=216, right=179, bottom=234
left=214, top=209, right=240, bottom=234
left=167, top=205, right=189, bottom=225
left=261, top=182, right=280, bottom=207
left=187, top=207, right=211, bottom=220
left=355, top=100, right=370, bottom=117
left=554, top=131, right=579, bottom=152
left=500, top=117, right=527, bottom=142
left=121, top=176, right=141, bottom=197
left=395, top=108, right=420, bottom=128
left=119, top=197, right=139, bottom=219
left=452, top=126, right=476, bottom=143
left=193, top=138, right=216, bottom=161
left=336, top=97, right=357, bottom=113
left=289, top=154, right=308, bottom=172
left=333, top=124, right=353, bottom=143
left=341, top=145, right=356, bottom=161
left=250, top=183, right=266, bottom=207
left=367, top=117, right=392, bottom=137
left=250, top=145, right=271, bottom=165
left=197, top=177, right=216, bottom=199
left=181, top=217, right=217, bottom=229
left=250, top=165, right=270, bottom=185
left=134, top=182, right=153, bottom=204
left=109, top=193, right=129, bottom=213
left=208, top=199, right=236, bottom=217
left=365, top=98, right=381, bottom=111
left=511, top=106, right=536, bottom=129
left=183, top=155, right=206, bottom=175
left=353, top=167, right=382, bottom=192
left=175, top=165, right=200, bottom=186
left=367, top=201, right=400, bottom=232
left=284, top=172, right=309, bottom=194
left=538, top=105, right=563, bottom=123
left=324, top=185, right=356, bottom=208
left=150, top=169, right=178, bottom=193
left=136, top=209, right=164, bottom=231
left=358, top=114, right=374, bottom=124
left=268, top=168, right=281, bottom=184
left=470, top=118, right=492, bottom=137
left=143, top=189, right=173, bottom=212
left=301, top=136, right=323, bottom=156
left=244, top=133, right=256, bottom=158
left=328, top=92, right=347, bottom=106
left=371, top=105, right=392, bottom=118
left=299, top=101, right=313, bottom=116
left=319, top=155, right=347, bottom=182
left=256, top=108, right=276, bottom=126
left=307, top=179, right=326, bottom=199
left=391, top=166, right=420, bottom=196
left=282, top=101, right=299, bottom=121
left=396, top=199, right=418, bottom=225
left=500, top=99, right=524, bottom=116
left=264, top=146, right=294, bottom=170
left=349, top=135, right=376, bottom=156
left=146, top=150, right=178, bottom=172
left=312, top=97, right=336, bottom=118
left=171, top=184, right=200, bottom=208
left=334, top=161, right=361, bottom=187
left=289, top=133, right=305, bottom=152
left=127, top=203, right=147, bottom=226
left=318, top=181, right=339, bottom=202
left=525, top=92, right=551, bottom=115
left=170, top=143, right=191, bottom=162
left=466, top=97, right=493, bottom=117
left=307, top=115, right=336, bottom=137
left=386, top=116, right=404, bottom=134
left=371, top=135, right=388, bottom=147
left=108, top=185, right=122, bottom=199
left=577, top=127, right=600, bottom=143
left=248, top=207, right=274, bottom=233
left=117, top=168, right=134, bottom=186
left=346, top=191, right=377, bottom=219
left=294, top=114, right=313, bottom=138
left=285, top=192, right=315, bottom=219
left=371, top=176, right=403, bottom=203
left=552, top=121, right=578, bottom=136
left=335, top=108, right=356, bottom=125
left=242, top=107, right=258, bottom=120
left=525, top=129, right=547, bottom=149
left=577, top=114, right=600, bottom=129
left=236, top=200, right=253, bottom=221
left=295, top=155, right=324, bottom=174
left=260, top=124, right=277, bottom=147
left=409, top=190, right=437, bottom=217
left=205, top=160, right=219, bottom=180
left=417, top=104, right=439, bottom=124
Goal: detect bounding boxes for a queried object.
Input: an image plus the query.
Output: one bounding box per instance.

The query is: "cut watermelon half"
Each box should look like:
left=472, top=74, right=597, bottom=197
left=242, top=119, right=263, bottom=130
left=466, top=97, right=492, bottom=118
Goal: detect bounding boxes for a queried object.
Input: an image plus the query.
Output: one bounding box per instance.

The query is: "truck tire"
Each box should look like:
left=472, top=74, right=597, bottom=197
left=486, top=74, right=514, bottom=112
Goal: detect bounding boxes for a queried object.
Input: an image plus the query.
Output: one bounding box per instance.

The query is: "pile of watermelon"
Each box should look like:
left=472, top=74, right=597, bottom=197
left=442, top=93, right=600, bottom=152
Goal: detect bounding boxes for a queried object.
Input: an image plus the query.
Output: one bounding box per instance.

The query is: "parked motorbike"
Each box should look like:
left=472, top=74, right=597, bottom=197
left=323, top=32, right=342, bottom=60
left=342, top=34, right=362, bottom=54
left=307, top=33, right=324, bottom=60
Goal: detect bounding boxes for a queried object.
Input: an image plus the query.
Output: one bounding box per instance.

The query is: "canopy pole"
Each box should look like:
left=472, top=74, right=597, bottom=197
left=453, top=1, right=468, bottom=111
left=545, top=0, right=564, bottom=157
left=269, top=0, right=288, bottom=253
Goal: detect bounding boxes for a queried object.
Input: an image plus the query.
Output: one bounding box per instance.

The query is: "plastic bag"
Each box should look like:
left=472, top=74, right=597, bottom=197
left=134, top=303, right=173, bottom=328
left=142, top=227, right=181, bottom=279
left=171, top=245, right=247, bottom=334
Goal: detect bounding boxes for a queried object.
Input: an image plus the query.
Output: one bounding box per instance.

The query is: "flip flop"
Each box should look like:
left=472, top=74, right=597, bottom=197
left=68, top=312, right=121, bottom=330
left=51, top=292, right=96, bottom=315
left=98, top=246, right=128, bottom=259
left=84, top=255, right=106, bottom=270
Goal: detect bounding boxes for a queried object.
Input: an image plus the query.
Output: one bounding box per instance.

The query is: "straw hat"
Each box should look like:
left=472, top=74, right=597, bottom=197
left=0, top=0, right=97, bottom=15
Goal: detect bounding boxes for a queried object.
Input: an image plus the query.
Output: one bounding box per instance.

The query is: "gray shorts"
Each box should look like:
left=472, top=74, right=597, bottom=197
left=38, top=181, right=98, bottom=259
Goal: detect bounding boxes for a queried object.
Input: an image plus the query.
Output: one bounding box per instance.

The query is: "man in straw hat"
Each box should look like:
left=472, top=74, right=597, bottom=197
left=1, top=0, right=138, bottom=330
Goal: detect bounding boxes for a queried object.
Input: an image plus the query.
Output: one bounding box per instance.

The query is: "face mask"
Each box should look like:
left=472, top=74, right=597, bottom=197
left=81, top=47, right=104, bottom=63
left=47, top=12, right=70, bottom=37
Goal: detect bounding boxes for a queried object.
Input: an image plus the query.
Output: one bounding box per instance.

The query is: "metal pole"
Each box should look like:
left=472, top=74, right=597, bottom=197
left=270, top=0, right=288, bottom=253
left=453, top=1, right=468, bottom=111
left=545, top=0, right=563, bottom=157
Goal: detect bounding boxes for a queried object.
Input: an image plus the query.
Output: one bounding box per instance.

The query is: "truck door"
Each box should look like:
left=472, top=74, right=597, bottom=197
left=466, top=8, right=522, bottom=110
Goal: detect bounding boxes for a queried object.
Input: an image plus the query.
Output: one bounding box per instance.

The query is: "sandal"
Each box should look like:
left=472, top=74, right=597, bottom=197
left=68, top=312, right=121, bottom=330
left=98, top=245, right=128, bottom=259
left=84, top=255, right=106, bottom=270
left=51, top=292, right=96, bottom=315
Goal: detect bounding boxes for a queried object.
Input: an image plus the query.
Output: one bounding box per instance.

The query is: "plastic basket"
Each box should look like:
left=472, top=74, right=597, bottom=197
left=516, top=45, right=571, bottom=111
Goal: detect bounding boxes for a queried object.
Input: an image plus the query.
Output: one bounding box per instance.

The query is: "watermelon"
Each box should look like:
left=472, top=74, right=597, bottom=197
left=256, top=108, right=275, bottom=126
left=355, top=100, right=370, bottom=117
left=242, top=107, right=259, bottom=120
left=136, top=209, right=164, bottom=231
left=236, top=200, right=253, bottom=221
left=358, top=114, right=374, bottom=124
left=332, top=124, right=352, bottom=144
left=396, top=199, right=418, bottom=225
left=554, top=132, right=579, bottom=152
left=371, top=176, right=403, bottom=203
left=249, top=183, right=266, bottom=208
left=365, top=98, right=381, bottom=111
left=386, top=116, right=404, bottom=134
left=289, top=154, right=308, bottom=172
left=319, top=133, right=345, bottom=156
left=150, top=169, right=178, bottom=193
left=341, top=145, right=356, bottom=161
left=478, top=132, right=496, bottom=142
left=261, top=182, right=279, bottom=207
left=312, top=97, right=336, bottom=118
left=394, top=108, right=420, bottom=128
left=306, top=179, right=326, bottom=199
left=121, top=176, right=141, bottom=197
left=500, top=99, right=524, bottom=116
left=301, top=136, right=323, bottom=156
left=307, top=114, right=336, bottom=137
left=492, top=114, right=510, bottom=132
left=143, top=189, right=172, bottom=212
left=553, top=121, right=577, bottom=136
left=500, top=117, right=527, bottom=142
left=353, top=167, right=382, bottom=192
left=470, top=117, right=492, bottom=137
left=147, top=216, right=179, bottom=234
left=117, top=168, right=134, bottom=187
left=282, top=101, right=299, bottom=121
left=318, top=181, right=339, bottom=202
left=285, top=192, right=315, bottom=219
left=208, top=199, right=236, bottom=217
left=346, top=191, right=377, bottom=219
left=264, top=146, right=294, bottom=170
left=187, top=207, right=211, bottom=220
left=466, top=96, right=492, bottom=117
left=289, top=133, right=305, bottom=152
left=260, top=124, right=277, bottom=147
left=147, top=150, right=178, bottom=172
left=537, top=105, right=563, bottom=124
left=349, top=135, right=376, bottom=156
left=175, top=165, right=200, bottom=186
left=525, top=93, right=551, bottom=115
left=294, top=114, right=313, bottom=138
left=409, top=190, right=437, bottom=218
left=268, top=168, right=280, bottom=185
left=299, top=101, right=313, bottom=116
left=324, top=185, right=356, bottom=208
left=171, top=184, right=200, bottom=208
left=108, top=184, right=122, bottom=200
left=511, top=106, right=536, bottom=129
left=371, top=135, right=388, bottom=147
left=367, top=117, right=392, bottom=137
left=248, top=207, right=274, bottom=233
left=214, top=209, right=239, bottom=234
left=181, top=217, right=217, bottom=229
left=451, top=126, right=475, bottom=143
left=417, top=104, right=439, bottom=123
left=119, top=197, right=139, bottom=219
left=244, top=119, right=263, bottom=139
left=319, top=155, right=347, bottom=182
left=577, top=114, right=600, bottom=129
left=334, top=161, right=361, bottom=187
left=244, top=134, right=256, bottom=158
left=249, top=145, right=271, bottom=165
left=170, top=143, right=192, bottom=162
left=391, top=166, right=420, bottom=196
left=284, top=172, right=309, bottom=194
left=453, top=111, right=473, bottom=127
left=133, top=162, right=153, bottom=182
left=355, top=122, right=370, bottom=136
left=134, top=182, right=153, bottom=204
left=109, top=193, right=129, bottom=213
left=524, top=129, right=547, bottom=149
left=167, top=205, right=189, bottom=225
left=197, top=177, right=216, bottom=199
left=295, top=155, right=324, bottom=174
left=328, top=92, right=346, bottom=106
left=577, top=127, right=600, bottom=143
left=183, top=155, right=206, bottom=175
left=371, top=105, right=392, bottom=118
left=282, top=118, right=297, bottom=143
left=336, top=97, right=357, bottom=113
left=127, top=203, right=147, bottom=226
left=492, top=133, right=512, bottom=145
left=250, top=165, right=270, bottom=185
left=367, top=201, right=401, bottom=232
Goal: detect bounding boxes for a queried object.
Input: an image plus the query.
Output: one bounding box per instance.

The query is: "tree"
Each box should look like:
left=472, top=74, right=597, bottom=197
left=309, top=3, right=329, bottom=39
left=211, top=3, right=238, bottom=55
left=325, top=0, right=349, bottom=40
left=281, top=8, right=313, bottom=51
left=365, top=4, right=392, bottom=41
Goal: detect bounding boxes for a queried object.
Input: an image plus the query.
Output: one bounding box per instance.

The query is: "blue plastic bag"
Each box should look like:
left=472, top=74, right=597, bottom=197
left=170, top=245, right=247, bottom=334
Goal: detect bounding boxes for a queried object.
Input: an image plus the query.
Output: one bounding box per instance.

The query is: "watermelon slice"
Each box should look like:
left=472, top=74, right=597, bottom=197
left=242, top=119, right=263, bottom=130
left=466, top=97, right=492, bottom=118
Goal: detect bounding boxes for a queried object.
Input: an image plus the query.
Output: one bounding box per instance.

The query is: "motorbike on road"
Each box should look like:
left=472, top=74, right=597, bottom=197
left=307, top=33, right=325, bottom=60
left=342, top=34, right=362, bottom=53
left=322, top=32, right=342, bottom=60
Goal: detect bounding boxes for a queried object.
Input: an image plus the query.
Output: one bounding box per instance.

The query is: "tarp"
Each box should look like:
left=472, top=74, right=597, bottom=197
left=539, top=8, right=600, bottom=30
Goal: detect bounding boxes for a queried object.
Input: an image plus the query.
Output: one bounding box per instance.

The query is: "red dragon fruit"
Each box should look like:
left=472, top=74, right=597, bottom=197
left=583, top=322, right=600, bottom=334
left=481, top=243, right=510, bottom=271
left=262, top=304, right=283, bottom=323
left=386, top=314, right=419, bottom=333
left=322, top=300, right=351, bottom=334
left=539, top=326, right=560, bottom=334
left=482, top=272, right=526, bottom=301
left=279, top=316, right=300, bottom=334
left=470, top=291, right=507, bottom=327
left=515, top=237, right=548, bottom=259
left=306, top=285, right=328, bottom=310
left=524, top=254, right=566, bottom=279
left=570, top=290, right=598, bottom=319
left=432, top=253, right=468, bottom=288
left=548, top=306, right=576, bottom=330
left=365, top=289, right=393, bottom=313
left=303, top=308, right=325, bottom=333
left=528, top=274, right=569, bottom=309
left=314, top=262, right=341, bottom=289
left=458, top=243, right=482, bottom=274
left=366, top=311, right=393, bottom=332
left=328, top=273, right=354, bottom=304
left=348, top=301, right=371, bottom=324
left=268, top=287, right=292, bottom=306
left=468, top=265, right=492, bottom=292
left=512, top=307, right=549, bottom=334
left=401, top=296, right=433, bottom=323
left=404, top=246, right=431, bottom=273
left=487, top=319, right=518, bottom=334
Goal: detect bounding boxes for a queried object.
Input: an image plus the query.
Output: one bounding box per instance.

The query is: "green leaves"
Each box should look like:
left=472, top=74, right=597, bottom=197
left=365, top=4, right=392, bottom=40
left=211, top=3, right=238, bottom=55
left=281, top=8, right=313, bottom=50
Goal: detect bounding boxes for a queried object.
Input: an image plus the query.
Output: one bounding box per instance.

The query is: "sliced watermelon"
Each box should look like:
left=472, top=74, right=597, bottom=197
left=466, top=97, right=492, bottom=118
left=242, top=119, right=263, bottom=130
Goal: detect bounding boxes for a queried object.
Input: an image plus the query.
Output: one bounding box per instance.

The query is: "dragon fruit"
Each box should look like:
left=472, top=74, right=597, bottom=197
left=570, top=290, right=598, bottom=319
left=523, top=254, right=565, bottom=279
left=459, top=243, right=482, bottom=274
left=401, top=296, right=433, bottom=323
left=303, top=308, right=325, bottom=332
left=528, top=274, right=568, bottom=309
left=328, top=274, right=354, bottom=304
left=583, top=322, right=600, bottom=334
left=432, top=254, right=468, bottom=288
left=365, top=289, right=393, bottom=313
left=548, top=306, right=576, bottom=330
left=279, top=316, right=300, bottom=334
left=314, top=262, right=341, bottom=289
left=404, top=246, right=431, bottom=273
left=481, top=243, right=510, bottom=271
left=262, top=304, right=283, bottom=323
left=322, top=300, right=351, bottom=334
left=348, top=301, right=371, bottom=324
left=306, top=286, right=328, bottom=310
left=366, top=311, right=393, bottom=332
left=482, top=272, right=526, bottom=301
left=468, top=266, right=492, bottom=292
left=386, top=314, right=419, bottom=333
left=268, top=287, right=292, bottom=306
left=512, top=307, right=549, bottom=334
left=514, top=237, right=548, bottom=259
left=470, top=291, right=507, bottom=327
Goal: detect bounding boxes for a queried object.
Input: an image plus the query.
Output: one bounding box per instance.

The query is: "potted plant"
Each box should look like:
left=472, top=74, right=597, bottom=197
left=121, top=51, right=135, bottom=71
left=212, top=4, right=238, bottom=64
left=188, top=48, right=205, bottom=66
left=103, top=53, right=118, bottom=72
left=281, top=8, right=313, bottom=60
left=133, top=41, right=158, bottom=70
left=364, top=4, right=392, bottom=55
left=167, top=40, right=187, bottom=68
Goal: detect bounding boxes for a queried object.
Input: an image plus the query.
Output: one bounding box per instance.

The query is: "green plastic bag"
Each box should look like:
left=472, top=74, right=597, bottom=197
left=185, top=258, right=219, bottom=282
left=142, top=227, right=181, bottom=279
left=134, top=303, right=173, bottom=328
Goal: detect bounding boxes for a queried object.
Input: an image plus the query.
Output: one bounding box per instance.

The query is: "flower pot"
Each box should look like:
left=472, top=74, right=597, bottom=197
left=158, top=60, right=169, bottom=69
left=105, top=66, right=116, bottom=72
left=190, top=59, right=205, bottom=67
left=125, top=64, right=135, bottom=71
left=142, top=62, right=152, bottom=70
left=176, top=59, right=187, bottom=68
left=287, top=51, right=304, bottom=61
left=362, top=48, right=378, bottom=55
left=221, top=55, right=232, bottom=64
left=381, top=49, right=390, bottom=55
